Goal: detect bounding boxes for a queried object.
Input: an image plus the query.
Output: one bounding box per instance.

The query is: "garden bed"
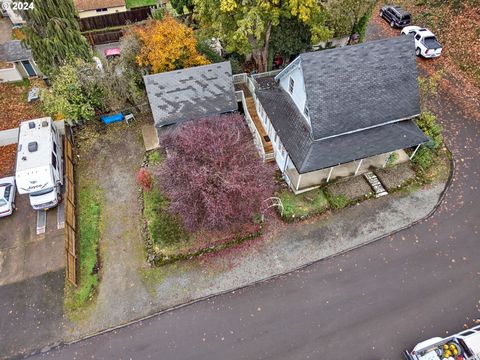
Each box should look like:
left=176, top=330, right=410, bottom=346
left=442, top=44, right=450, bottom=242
left=277, top=188, right=329, bottom=222
left=326, top=175, right=373, bottom=206
left=0, top=144, right=16, bottom=178
left=140, top=149, right=264, bottom=266
left=374, top=162, right=417, bottom=192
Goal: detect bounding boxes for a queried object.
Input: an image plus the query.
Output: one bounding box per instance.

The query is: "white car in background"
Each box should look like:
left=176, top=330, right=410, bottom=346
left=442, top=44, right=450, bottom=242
left=401, top=26, right=443, bottom=58
left=0, top=177, right=16, bottom=217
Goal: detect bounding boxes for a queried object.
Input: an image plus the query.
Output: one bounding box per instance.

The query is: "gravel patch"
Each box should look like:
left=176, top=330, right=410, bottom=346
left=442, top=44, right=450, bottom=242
left=374, top=163, right=417, bottom=192
left=326, top=175, right=373, bottom=201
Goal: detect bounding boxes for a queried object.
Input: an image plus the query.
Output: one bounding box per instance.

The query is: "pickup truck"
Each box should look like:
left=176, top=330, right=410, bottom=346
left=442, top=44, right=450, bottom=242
left=404, top=325, right=480, bottom=360
left=401, top=26, right=443, bottom=58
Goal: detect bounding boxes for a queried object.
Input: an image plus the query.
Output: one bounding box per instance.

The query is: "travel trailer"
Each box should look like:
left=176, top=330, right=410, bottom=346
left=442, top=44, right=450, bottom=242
left=15, top=117, right=63, bottom=210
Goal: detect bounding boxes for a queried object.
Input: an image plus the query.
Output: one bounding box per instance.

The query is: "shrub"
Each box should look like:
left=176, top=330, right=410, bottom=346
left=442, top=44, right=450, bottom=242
left=136, top=168, right=153, bottom=191
left=416, top=112, right=443, bottom=150
left=412, top=146, right=434, bottom=171
left=159, top=114, right=274, bottom=231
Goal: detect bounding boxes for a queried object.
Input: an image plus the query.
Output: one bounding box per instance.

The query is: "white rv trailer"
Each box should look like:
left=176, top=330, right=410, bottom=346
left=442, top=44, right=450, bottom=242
left=15, top=117, right=64, bottom=210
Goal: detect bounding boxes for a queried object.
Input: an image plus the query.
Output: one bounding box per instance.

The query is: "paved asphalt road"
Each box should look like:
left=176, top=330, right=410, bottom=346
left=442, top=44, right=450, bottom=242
left=32, top=29, right=480, bottom=360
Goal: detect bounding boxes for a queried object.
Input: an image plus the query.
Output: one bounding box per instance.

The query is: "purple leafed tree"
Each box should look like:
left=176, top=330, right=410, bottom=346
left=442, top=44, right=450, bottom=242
left=159, top=114, right=274, bottom=231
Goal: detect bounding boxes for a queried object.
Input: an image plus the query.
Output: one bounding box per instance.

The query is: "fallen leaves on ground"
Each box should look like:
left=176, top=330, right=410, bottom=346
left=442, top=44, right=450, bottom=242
left=0, top=80, right=45, bottom=131
left=0, top=144, right=17, bottom=178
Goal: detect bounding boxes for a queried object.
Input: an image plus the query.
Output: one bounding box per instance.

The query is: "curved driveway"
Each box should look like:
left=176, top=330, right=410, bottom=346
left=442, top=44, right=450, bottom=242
left=33, top=25, right=480, bottom=360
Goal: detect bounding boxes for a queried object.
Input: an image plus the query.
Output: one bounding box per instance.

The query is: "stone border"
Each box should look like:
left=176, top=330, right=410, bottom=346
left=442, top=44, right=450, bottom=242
left=17, top=152, right=455, bottom=360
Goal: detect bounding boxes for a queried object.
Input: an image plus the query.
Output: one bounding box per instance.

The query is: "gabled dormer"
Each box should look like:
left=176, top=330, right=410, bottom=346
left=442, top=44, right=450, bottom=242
left=275, top=58, right=312, bottom=131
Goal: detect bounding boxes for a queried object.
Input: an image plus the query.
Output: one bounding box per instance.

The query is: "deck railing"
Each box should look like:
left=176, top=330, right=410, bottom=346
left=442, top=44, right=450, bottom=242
left=236, top=90, right=266, bottom=161
left=233, top=73, right=247, bottom=84
left=252, top=69, right=281, bottom=79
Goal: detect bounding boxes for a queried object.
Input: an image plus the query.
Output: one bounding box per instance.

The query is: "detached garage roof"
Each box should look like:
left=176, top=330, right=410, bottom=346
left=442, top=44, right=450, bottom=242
left=74, top=0, right=125, bottom=11
left=0, top=41, right=32, bottom=62
left=144, top=61, right=238, bottom=128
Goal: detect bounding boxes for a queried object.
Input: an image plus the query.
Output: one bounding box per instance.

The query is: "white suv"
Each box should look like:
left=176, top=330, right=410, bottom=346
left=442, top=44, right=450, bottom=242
left=401, top=26, right=443, bottom=58
left=0, top=177, right=16, bottom=217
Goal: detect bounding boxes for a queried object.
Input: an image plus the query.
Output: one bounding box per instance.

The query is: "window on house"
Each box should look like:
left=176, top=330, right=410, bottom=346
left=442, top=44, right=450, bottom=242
left=96, top=8, right=108, bottom=12
left=52, top=153, right=57, bottom=170
left=304, top=106, right=309, bottom=118
left=289, top=77, right=294, bottom=94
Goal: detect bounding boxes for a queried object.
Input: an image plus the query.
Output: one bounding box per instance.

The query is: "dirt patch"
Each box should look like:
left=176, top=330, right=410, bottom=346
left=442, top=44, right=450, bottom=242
left=66, top=115, right=153, bottom=336
left=326, top=175, right=373, bottom=202
left=0, top=81, right=45, bottom=131
left=0, top=144, right=16, bottom=178
left=374, top=162, right=416, bottom=192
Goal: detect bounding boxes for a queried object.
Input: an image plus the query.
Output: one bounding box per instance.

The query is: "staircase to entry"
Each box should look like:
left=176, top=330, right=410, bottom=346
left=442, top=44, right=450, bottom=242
left=364, top=172, right=388, bottom=198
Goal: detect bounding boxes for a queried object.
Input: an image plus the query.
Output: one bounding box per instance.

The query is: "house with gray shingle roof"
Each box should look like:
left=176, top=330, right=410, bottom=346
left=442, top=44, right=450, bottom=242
left=0, top=40, right=42, bottom=83
left=144, top=61, right=238, bottom=139
left=250, top=36, right=428, bottom=193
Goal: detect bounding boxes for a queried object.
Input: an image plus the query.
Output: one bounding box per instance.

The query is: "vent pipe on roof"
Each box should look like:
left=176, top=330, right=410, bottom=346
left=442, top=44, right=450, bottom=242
left=28, top=141, right=38, bottom=152
left=41, top=121, right=48, bottom=127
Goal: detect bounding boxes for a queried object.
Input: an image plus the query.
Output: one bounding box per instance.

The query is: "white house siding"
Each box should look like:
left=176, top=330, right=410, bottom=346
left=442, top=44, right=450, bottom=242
left=278, top=65, right=311, bottom=127
left=284, top=149, right=410, bottom=193
left=78, top=5, right=127, bottom=18
left=0, top=64, right=23, bottom=83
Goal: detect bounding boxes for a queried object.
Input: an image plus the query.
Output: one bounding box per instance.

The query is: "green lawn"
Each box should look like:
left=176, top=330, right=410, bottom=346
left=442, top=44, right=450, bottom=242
left=143, top=184, right=185, bottom=247
left=278, top=189, right=329, bottom=221
left=64, top=184, right=102, bottom=315
left=125, top=0, right=157, bottom=8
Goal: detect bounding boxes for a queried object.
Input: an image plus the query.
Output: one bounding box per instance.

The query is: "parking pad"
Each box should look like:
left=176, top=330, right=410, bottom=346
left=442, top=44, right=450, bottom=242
left=0, top=195, right=64, bottom=286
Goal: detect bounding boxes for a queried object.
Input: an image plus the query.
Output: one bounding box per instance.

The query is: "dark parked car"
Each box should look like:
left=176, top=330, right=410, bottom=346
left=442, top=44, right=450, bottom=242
left=379, top=5, right=412, bottom=28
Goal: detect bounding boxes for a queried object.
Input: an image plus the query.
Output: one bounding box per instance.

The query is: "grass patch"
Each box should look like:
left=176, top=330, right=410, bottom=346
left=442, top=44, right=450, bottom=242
left=146, top=150, right=163, bottom=166
left=64, top=184, right=102, bottom=314
left=325, top=192, right=349, bottom=209
left=278, top=188, right=329, bottom=221
left=125, top=0, right=157, bottom=8
left=143, top=185, right=186, bottom=247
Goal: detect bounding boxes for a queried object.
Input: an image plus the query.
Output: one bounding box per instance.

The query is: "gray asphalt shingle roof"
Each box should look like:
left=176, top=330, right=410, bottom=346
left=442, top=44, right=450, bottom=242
left=0, top=40, right=32, bottom=62
left=144, top=61, right=238, bottom=127
left=257, top=86, right=428, bottom=173
left=298, top=36, right=421, bottom=139
left=257, top=87, right=428, bottom=174
left=257, top=36, right=429, bottom=173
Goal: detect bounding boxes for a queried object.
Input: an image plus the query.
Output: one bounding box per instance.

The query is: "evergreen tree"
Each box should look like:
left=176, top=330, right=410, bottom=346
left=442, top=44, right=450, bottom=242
left=20, top=0, right=91, bottom=75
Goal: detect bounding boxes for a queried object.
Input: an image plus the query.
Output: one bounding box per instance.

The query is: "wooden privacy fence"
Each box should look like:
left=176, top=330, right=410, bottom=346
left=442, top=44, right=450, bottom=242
left=85, top=29, right=124, bottom=45
left=79, top=7, right=151, bottom=32
left=64, top=131, right=77, bottom=286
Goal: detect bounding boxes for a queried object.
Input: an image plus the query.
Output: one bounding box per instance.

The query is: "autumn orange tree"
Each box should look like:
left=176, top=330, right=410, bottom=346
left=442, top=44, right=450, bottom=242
left=135, top=17, right=210, bottom=73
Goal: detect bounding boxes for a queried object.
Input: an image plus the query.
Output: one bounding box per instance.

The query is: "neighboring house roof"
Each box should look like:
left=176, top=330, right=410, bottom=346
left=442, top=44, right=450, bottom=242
left=144, top=61, right=238, bottom=128
left=278, top=36, right=421, bottom=140
left=258, top=36, right=428, bottom=173
left=74, top=0, right=125, bottom=11
left=0, top=41, right=32, bottom=62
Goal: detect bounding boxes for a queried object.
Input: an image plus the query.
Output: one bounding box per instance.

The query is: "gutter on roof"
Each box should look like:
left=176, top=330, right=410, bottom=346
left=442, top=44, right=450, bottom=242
left=314, top=113, right=421, bottom=142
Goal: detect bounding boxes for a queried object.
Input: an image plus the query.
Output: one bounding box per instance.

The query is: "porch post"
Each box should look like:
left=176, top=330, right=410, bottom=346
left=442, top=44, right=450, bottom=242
left=326, top=166, right=334, bottom=183
left=296, top=174, right=302, bottom=191
left=354, top=159, right=364, bottom=175
left=283, top=155, right=289, bottom=174
left=410, top=144, right=421, bottom=160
